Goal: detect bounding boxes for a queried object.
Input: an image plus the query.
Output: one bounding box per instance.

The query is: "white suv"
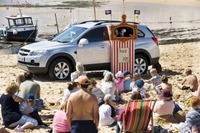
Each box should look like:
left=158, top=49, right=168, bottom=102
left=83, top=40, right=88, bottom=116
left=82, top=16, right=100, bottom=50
left=17, top=20, right=160, bottom=80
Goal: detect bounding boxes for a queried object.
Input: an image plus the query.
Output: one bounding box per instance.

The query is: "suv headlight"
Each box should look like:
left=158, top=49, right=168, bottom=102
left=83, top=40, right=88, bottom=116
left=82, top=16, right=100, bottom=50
left=29, top=50, right=48, bottom=56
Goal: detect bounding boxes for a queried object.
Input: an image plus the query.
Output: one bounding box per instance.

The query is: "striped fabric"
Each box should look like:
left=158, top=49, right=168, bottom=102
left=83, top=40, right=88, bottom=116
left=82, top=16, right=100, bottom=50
left=110, top=40, right=135, bottom=75
left=123, top=100, right=156, bottom=132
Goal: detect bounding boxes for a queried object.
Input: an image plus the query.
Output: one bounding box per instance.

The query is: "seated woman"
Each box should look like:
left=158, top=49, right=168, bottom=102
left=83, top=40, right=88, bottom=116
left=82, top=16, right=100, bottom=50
left=116, top=91, right=142, bottom=133
left=0, top=82, right=38, bottom=132
left=88, top=78, right=105, bottom=105
left=100, top=72, right=120, bottom=103
left=154, top=89, right=175, bottom=117
left=99, top=94, right=118, bottom=126
left=53, top=101, right=70, bottom=133
left=61, top=81, right=78, bottom=105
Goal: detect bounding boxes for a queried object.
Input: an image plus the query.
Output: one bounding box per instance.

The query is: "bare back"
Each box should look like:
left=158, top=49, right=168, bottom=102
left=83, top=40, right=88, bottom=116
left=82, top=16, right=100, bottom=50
left=68, top=89, right=98, bottom=121
left=186, top=74, right=198, bottom=91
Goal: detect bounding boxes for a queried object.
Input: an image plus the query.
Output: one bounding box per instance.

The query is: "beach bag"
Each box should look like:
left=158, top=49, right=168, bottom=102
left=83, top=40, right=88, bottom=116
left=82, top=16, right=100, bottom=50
left=19, top=102, right=34, bottom=115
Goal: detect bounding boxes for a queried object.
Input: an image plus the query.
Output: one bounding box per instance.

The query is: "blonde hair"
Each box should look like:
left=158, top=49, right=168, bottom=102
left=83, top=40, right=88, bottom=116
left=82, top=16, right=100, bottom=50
left=104, top=72, right=115, bottom=82
left=150, top=68, right=157, bottom=75
left=6, top=82, right=19, bottom=94
left=61, top=100, right=68, bottom=112
left=76, top=62, right=84, bottom=74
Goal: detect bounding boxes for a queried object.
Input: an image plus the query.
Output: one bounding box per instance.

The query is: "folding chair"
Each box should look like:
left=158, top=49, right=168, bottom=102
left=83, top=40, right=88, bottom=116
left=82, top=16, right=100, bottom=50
left=120, top=99, right=157, bottom=133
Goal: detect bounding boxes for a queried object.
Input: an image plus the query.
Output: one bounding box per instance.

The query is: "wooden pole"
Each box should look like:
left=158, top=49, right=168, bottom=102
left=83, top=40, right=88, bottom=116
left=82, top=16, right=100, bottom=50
left=92, top=0, right=96, bottom=20
left=55, top=13, right=59, bottom=34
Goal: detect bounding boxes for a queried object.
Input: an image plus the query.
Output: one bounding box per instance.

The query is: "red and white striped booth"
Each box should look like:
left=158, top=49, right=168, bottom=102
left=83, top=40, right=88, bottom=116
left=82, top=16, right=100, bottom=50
left=108, top=14, right=138, bottom=74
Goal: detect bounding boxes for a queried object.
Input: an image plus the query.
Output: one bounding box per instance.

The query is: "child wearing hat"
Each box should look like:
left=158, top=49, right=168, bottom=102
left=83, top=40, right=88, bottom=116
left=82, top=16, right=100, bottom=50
left=99, top=94, right=117, bottom=126
left=22, top=94, right=48, bottom=127
left=132, top=79, right=146, bottom=98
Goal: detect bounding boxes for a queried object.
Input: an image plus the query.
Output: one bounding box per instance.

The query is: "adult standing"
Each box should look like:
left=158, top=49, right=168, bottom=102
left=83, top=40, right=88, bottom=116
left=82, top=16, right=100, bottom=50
left=66, top=75, right=99, bottom=133
left=20, top=72, right=41, bottom=109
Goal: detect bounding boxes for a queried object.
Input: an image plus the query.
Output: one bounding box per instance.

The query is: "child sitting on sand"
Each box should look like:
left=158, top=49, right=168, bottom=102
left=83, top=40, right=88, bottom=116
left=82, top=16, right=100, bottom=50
left=19, top=94, right=48, bottom=127
left=52, top=101, right=70, bottom=133
left=145, top=68, right=162, bottom=90
left=115, top=71, right=124, bottom=94
left=129, top=73, right=141, bottom=92
left=180, top=96, right=200, bottom=133
left=156, top=75, right=172, bottom=95
left=177, top=68, right=198, bottom=92
left=132, top=79, right=146, bottom=98
left=123, top=71, right=132, bottom=92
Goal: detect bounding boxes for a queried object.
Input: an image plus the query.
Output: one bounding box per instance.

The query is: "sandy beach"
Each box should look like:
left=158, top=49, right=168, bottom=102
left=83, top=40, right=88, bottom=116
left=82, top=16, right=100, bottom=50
left=0, top=0, right=200, bottom=132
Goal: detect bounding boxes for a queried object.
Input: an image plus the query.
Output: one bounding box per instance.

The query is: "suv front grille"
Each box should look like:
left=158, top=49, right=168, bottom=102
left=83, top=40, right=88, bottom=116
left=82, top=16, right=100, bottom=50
left=19, top=48, right=30, bottom=56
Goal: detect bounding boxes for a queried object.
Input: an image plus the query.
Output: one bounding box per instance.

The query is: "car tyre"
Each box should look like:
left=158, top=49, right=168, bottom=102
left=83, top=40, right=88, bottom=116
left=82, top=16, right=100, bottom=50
left=134, top=55, right=148, bottom=74
left=152, top=62, right=162, bottom=73
left=49, top=58, right=72, bottom=80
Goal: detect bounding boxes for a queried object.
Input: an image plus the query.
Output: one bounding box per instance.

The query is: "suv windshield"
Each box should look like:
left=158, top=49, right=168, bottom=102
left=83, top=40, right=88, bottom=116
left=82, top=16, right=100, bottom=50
left=52, top=26, right=87, bottom=43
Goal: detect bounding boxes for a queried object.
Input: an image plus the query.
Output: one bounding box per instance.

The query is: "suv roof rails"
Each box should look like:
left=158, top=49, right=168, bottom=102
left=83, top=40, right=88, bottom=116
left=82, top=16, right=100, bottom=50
left=79, top=20, right=139, bottom=25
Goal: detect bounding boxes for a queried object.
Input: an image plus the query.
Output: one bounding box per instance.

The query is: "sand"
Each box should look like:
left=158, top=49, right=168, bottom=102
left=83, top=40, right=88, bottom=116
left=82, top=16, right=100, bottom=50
left=0, top=0, right=200, bottom=132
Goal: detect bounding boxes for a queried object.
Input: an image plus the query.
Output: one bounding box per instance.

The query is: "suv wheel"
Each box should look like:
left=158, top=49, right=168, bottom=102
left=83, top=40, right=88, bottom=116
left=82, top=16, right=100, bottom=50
left=49, top=58, right=72, bottom=80
left=134, top=55, right=148, bottom=74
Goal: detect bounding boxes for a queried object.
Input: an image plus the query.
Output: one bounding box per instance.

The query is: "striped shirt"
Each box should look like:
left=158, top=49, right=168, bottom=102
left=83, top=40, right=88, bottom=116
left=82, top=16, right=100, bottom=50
left=180, top=107, right=200, bottom=132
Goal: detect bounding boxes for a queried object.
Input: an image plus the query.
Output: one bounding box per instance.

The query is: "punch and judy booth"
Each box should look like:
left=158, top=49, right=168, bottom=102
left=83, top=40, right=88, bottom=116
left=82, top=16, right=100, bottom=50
left=108, top=14, right=138, bottom=74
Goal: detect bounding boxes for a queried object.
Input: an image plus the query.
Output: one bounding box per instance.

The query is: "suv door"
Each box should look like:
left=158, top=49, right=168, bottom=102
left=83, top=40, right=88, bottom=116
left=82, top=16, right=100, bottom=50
left=77, top=26, right=110, bottom=65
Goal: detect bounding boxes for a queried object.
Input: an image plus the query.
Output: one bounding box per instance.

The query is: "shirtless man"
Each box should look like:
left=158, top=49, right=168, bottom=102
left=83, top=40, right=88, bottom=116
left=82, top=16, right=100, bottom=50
left=177, top=68, right=198, bottom=92
left=66, top=75, right=99, bottom=133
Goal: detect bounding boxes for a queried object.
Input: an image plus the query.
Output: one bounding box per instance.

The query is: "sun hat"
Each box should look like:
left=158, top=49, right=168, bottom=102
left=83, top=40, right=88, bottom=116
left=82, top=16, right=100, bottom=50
left=104, top=94, right=112, bottom=101
left=123, top=70, right=132, bottom=77
left=25, top=94, right=34, bottom=100
left=136, top=79, right=144, bottom=88
left=115, top=71, right=124, bottom=78
left=160, top=89, right=173, bottom=98
left=77, top=75, right=91, bottom=85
